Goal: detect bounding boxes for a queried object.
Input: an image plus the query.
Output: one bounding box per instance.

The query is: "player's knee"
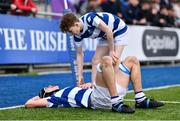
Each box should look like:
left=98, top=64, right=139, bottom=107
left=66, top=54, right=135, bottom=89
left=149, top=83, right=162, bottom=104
left=101, top=56, right=113, bottom=66
left=125, top=56, right=139, bottom=66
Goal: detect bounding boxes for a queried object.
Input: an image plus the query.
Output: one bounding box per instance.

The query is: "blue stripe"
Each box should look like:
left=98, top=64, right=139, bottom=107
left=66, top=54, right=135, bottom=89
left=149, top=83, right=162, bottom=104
left=120, top=63, right=130, bottom=75
left=86, top=12, right=96, bottom=26
left=61, top=86, right=74, bottom=107
left=74, top=89, right=87, bottom=107
left=111, top=96, right=119, bottom=99
left=113, top=25, right=128, bottom=37
left=47, top=96, right=59, bottom=107
left=95, top=13, right=109, bottom=25
left=86, top=13, right=91, bottom=25
left=81, top=26, right=95, bottom=38
left=121, top=63, right=130, bottom=73
left=89, top=13, right=96, bottom=25
left=113, top=17, right=120, bottom=31
left=74, top=36, right=82, bottom=42
left=97, top=31, right=105, bottom=38
left=81, top=16, right=85, bottom=23
left=135, top=91, right=143, bottom=94
left=87, top=92, right=92, bottom=108
left=120, top=68, right=130, bottom=76
left=102, top=13, right=109, bottom=25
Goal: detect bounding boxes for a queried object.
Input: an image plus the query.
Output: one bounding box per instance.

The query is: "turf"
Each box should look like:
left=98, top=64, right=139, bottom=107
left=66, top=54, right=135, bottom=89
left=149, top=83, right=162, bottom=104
left=0, top=86, right=180, bottom=120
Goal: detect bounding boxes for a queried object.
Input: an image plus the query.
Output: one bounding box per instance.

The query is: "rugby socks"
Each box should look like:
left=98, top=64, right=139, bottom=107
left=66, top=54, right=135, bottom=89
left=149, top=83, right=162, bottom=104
left=111, top=96, right=123, bottom=105
left=135, top=91, right=147, bottom=103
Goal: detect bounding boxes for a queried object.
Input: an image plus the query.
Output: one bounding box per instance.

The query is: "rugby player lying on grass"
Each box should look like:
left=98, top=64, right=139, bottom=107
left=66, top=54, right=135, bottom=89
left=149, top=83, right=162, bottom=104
left=25, top=56, right=164, bottom=113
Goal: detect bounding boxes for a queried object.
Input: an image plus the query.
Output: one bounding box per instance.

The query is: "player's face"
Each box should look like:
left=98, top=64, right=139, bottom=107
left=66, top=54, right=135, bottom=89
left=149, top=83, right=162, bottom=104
left=45, top=85, right=59, bottom=93
left=69, top=22, right=81, bottom=36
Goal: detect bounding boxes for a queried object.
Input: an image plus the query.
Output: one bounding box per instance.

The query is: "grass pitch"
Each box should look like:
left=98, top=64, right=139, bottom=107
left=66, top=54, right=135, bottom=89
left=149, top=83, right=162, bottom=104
left=0, top=86, right=180, bottom=120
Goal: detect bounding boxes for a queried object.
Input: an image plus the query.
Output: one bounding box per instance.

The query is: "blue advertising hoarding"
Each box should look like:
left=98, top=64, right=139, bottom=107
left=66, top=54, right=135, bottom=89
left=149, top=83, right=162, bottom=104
left=0, top=14, right=95, bottom=64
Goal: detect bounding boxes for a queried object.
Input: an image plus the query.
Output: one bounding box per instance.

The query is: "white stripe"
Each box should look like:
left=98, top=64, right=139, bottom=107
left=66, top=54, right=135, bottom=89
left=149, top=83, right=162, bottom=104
left=91, top=28, right=101, bottom=38
left=135, top=92, right=145, bottom=99
left=67, top=87, right=82, bottom=107
left=119, top=64, right=128, bottom=73
left=47, top=87, right=68, bottom=107
left=124, top=99, right=180, bottom=104
left=107, top=13, right=114, bottom=30
left=54, top=87, right=68, bottom=97
left=113, top=19, right=126, bottom=34
left=128, top=84, right=180, bottom=93
left=0, top=105, right=24, bottom=110
left=93, top=16, right=101, bottom=27
left=81, top=89, right=92, bottom=107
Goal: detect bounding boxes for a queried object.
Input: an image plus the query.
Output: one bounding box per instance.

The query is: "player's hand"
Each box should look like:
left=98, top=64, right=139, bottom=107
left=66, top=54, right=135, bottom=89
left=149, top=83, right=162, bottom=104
left=77, top=77, right=84, bottom=87
left=79, top=83, right=92, bottom=89
left=109, top=51, right=119, bottom=65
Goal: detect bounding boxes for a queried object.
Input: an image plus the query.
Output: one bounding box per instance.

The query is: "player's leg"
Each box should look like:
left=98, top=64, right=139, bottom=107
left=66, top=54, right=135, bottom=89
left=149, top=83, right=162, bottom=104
left=91, top=45, right=109, bottom=83
left=121, top=56, right=164, bottom=108
left=95, top=56, right=117, bottom=96
left=92, top=56, right=135, bottom=113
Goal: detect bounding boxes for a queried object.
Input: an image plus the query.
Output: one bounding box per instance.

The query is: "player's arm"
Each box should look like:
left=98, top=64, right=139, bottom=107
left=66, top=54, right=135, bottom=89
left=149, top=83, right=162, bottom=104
left=76, top=47, right=84, bottom=86
left=98, top=21, right=114, bottom=52
left=98, top=21, right=118, bottom=64
left=25, top=96, right=48, bottom=108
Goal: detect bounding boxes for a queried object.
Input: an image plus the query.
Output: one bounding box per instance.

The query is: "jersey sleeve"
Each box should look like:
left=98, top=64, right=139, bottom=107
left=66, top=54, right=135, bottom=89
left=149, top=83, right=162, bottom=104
left=86, top=13, right=101, bottom=27
left=74, top=36, right=83, bottom=48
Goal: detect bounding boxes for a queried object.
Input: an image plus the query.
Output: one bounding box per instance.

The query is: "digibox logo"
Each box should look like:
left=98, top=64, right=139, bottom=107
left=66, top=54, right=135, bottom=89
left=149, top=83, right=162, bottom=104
left=142, top=29, right=179, bottom=57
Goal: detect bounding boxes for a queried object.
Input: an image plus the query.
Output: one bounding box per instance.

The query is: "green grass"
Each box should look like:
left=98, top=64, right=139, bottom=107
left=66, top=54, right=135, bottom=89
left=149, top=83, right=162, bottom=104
left=18, top=72, right=38, bottom=76
left=0, top=86, right=180, bottom=120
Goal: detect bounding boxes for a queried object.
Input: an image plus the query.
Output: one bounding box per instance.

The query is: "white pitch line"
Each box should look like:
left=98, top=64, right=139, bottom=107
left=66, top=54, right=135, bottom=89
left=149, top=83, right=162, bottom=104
left=0, top=105, right=24, bottom=111
left=124, top=99, right=180, bottom=104
left=127, top=84, right=180, bottom=93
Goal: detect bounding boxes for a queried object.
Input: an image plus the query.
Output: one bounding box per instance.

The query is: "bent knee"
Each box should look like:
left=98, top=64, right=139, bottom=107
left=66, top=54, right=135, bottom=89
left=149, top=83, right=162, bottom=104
left=124, top=56, right=139, bottom=66
left=101, top=56, right=113, bottom=66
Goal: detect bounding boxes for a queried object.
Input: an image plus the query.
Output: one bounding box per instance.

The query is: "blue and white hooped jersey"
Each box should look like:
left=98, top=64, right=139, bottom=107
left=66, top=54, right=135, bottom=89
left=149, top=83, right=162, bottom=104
left=47, top=86, right=92, bottom=108
left=74, top=12, right=128, bottom=47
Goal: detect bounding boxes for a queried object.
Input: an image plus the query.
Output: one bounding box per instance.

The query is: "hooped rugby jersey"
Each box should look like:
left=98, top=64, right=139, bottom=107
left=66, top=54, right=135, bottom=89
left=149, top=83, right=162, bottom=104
left=47, top=86, right=92, bottom=108
left=74, top=12, right=128, bottom=47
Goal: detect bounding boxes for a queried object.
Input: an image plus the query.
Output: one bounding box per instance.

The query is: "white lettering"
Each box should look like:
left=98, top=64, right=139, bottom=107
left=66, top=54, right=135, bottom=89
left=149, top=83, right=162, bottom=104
left=16, top=29, right=27, bottom=50
left=146, top=35, right=177, bottom=53
left=45, top=31, right=50, bottom=51
left=57, top=32, right=66, bottom=51
left=36, top=31, right=45, bottom=51
left=3, top=29, right=17, bottom=50
left=30, top=30, right=36, bottom=50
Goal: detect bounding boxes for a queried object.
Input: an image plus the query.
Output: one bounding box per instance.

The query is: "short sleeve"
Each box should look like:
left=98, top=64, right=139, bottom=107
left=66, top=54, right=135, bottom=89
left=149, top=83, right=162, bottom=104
left=86, top=13, right=101, bottom=27
left=74, top=36, right=83, bottom=48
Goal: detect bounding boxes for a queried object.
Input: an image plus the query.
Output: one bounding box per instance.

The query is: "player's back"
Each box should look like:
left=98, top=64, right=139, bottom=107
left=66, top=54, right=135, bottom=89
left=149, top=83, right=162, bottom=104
left=80, top=12, right=126, bottom=32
